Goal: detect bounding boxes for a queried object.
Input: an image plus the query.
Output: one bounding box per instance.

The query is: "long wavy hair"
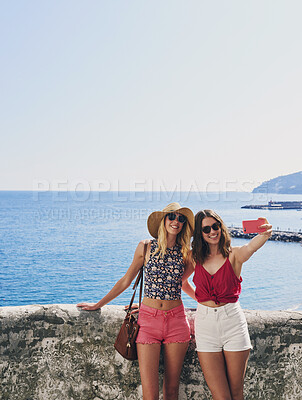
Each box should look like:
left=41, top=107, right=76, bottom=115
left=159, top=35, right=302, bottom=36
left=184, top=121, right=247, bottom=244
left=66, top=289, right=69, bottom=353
left=155, top=215, right=192, bottom=262
left=192, top=209, right=231, bottom=265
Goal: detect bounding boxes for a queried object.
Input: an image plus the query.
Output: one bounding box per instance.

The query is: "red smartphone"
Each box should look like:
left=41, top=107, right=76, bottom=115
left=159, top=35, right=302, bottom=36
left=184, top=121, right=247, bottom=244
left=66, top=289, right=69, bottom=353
left=242, top=218, right=267, bottom=234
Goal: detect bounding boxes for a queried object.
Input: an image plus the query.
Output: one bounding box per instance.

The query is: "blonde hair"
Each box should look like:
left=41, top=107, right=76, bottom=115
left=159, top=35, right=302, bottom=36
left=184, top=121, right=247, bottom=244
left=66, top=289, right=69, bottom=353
left=154, top=215, right=192, bottom=262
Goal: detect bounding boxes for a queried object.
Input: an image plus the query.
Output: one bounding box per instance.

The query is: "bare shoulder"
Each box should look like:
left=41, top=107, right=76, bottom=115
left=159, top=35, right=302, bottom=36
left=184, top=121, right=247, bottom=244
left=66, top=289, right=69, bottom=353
left=229, top=246, right=240, bottom=262
left=137, top=239, right=152, bottom=256
left=138, top=239, right=152, bottom=263
left=230, top=246, right=240, bottom=253
left=138, top=239, right=152, bottom=247
left=228, top=246, right=243, bottom=277
left=130, top=240, right=152, bottom=266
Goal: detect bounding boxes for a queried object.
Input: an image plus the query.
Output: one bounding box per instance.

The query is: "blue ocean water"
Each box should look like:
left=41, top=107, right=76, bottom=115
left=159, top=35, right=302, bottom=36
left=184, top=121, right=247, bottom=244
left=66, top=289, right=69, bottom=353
left=0, top=191, right=301, bottom=311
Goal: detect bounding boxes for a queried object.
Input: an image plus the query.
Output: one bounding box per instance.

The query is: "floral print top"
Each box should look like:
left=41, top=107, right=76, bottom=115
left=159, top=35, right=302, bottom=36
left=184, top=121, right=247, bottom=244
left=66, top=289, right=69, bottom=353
left=143, top=239, right=185, bottom=300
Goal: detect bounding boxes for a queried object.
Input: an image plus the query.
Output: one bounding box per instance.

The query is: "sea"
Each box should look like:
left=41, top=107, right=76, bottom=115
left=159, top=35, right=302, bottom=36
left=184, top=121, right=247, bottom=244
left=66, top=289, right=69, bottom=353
left=0, top=191, right=301, bottom=311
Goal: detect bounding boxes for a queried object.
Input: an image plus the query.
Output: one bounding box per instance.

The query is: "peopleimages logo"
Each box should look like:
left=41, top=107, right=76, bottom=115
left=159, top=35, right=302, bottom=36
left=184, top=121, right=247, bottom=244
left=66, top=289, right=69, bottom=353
left=32, top=178, right=266, bottom=202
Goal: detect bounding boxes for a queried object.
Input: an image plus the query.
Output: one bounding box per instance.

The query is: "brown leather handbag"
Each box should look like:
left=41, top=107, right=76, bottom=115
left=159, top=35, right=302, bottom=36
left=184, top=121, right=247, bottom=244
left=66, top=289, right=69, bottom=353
left=114, top=243, right=147, bottom=360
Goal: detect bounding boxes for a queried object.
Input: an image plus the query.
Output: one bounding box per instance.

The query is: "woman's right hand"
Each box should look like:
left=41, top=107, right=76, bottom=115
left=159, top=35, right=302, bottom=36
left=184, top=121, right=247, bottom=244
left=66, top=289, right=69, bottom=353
left=76, top=241, right=148, bottom=313
left=77, top=302, right=100, bottom=311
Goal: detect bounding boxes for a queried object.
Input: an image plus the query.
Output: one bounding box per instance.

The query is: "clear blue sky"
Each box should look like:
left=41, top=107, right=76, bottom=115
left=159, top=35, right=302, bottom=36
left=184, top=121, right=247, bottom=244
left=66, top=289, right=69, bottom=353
left=1, top=1, right=301, bottom=191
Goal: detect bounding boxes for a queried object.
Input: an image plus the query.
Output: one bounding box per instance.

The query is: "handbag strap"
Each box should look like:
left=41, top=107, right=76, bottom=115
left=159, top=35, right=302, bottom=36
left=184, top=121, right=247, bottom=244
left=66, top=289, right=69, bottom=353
left=127, top=242, right=147, bottom=314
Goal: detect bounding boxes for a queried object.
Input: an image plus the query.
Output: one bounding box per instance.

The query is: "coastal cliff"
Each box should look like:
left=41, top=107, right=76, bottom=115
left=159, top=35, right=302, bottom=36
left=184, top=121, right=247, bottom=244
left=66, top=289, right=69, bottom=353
left=1, top=304, right=301, bottom=400
left=252, top=171, right=302, bottom=194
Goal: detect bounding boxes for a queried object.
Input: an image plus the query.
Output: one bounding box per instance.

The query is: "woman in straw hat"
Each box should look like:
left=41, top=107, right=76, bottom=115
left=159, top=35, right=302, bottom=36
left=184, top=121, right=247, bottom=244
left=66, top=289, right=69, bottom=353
left=77, top=202, right=194, bottom=400
left=182, top=209, right=272, bottom=400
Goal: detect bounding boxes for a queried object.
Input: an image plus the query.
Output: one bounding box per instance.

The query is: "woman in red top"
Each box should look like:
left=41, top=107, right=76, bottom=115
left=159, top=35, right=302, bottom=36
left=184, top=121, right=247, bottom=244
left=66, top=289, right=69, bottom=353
left=183, top=209, right=272, bottom=400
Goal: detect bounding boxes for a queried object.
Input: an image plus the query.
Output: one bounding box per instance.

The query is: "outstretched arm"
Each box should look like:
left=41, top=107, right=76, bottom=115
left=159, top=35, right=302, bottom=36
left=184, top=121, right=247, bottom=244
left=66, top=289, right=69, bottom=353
left=231, top=219, right=272, bottom=276
left=77, top=240, right=148, bottom=311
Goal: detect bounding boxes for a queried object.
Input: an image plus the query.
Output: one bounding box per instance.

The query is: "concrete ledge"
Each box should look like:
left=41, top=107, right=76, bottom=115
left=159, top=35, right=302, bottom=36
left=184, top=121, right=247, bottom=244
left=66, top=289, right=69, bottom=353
left=0, top=305, right=301, bottom=400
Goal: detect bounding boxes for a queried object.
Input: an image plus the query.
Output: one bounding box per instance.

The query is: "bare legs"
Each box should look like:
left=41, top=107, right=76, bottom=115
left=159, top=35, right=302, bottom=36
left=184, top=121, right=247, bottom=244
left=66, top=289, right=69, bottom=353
left=137, top=342, right=249, bottom=399
left=198, top=352, right=231, bottom=400
left=137, top=343, right=161, bottom=400
left=137, top=342, right=189, bottom=400
left=224, top=350, right=250, bottom=400
left=197, top=350, right=250, bottom=400
left=162, top=342, right=189, bottom=399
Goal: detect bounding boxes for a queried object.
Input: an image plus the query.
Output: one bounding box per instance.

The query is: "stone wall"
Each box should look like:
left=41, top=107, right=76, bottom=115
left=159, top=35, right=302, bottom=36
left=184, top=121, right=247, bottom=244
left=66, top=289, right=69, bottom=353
left=0, top=304, right=301, bottom=400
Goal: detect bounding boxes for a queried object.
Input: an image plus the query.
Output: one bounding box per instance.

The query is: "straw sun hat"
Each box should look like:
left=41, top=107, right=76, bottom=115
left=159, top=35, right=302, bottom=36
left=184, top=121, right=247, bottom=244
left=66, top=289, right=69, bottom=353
left=147, top=202, right=195, bottom=239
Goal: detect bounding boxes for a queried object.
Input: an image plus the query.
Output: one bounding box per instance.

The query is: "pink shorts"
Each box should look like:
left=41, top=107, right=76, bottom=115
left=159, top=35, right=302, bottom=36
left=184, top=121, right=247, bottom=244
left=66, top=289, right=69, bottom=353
left=136, top=303, right=191, bottom=345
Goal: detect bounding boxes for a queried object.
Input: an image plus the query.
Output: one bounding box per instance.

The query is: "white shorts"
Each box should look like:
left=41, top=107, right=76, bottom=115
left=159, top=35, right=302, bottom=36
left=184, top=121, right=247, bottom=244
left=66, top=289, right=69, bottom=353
left=194, top=302, right=252, bottom=352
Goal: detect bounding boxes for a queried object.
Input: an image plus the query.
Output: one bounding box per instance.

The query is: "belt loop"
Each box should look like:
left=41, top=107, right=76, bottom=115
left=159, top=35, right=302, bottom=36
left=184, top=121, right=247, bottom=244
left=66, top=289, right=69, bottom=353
left=223, top=304, right=229, bottom=317
left=153, top=309, right=158, bottom=317
left=198, top=303, right=208, bottom=315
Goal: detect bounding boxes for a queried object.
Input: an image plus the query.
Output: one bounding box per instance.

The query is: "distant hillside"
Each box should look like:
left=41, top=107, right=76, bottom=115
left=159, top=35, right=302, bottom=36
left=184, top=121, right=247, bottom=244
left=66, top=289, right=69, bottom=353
left=252, top=171, right=302, bottom=194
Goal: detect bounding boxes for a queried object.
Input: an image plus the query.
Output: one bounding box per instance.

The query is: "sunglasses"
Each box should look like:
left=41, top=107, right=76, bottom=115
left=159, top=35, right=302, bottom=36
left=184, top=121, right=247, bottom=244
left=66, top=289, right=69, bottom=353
left=202, top=222, right=221, bottom=234
left=166, top=213, right=187, bottom=224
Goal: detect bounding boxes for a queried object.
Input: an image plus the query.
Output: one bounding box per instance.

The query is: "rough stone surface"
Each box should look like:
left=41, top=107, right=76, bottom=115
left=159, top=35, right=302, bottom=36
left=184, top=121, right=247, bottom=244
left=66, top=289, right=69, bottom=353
left=0, top=305, right=301, bottom=400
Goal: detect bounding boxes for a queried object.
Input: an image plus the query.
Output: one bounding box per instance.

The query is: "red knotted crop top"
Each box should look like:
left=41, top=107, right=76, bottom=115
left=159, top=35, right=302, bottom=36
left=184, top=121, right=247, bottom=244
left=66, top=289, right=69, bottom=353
left=193, top=258, right=242, bottom=304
